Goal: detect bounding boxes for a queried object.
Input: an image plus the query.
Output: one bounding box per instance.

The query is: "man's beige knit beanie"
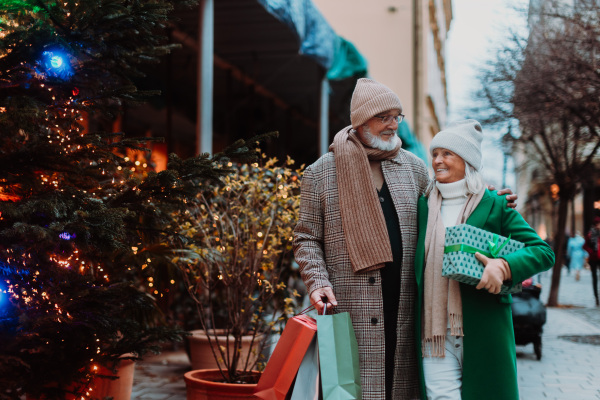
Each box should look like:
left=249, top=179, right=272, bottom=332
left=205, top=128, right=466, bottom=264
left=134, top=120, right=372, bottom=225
left=350, top=78, right=403, bottom=128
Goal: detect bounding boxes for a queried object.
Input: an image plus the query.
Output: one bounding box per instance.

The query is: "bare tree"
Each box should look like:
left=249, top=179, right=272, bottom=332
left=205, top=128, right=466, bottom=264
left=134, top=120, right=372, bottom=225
left=472, top=0, right=600, bottom=306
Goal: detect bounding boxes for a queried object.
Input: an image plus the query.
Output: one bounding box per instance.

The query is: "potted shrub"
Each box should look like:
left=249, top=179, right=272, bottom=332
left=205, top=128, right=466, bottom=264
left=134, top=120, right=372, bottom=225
left=173, top=156, right=302, bottom=397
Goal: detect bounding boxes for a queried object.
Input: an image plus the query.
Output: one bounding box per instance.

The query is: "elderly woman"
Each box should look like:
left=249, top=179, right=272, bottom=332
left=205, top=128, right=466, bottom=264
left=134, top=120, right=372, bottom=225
left=413, top=120, right=555, bottom=400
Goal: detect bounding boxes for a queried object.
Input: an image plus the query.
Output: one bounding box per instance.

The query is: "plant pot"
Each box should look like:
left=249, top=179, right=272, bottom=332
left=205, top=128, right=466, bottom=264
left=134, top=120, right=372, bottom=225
left=184, top=369, right=259, bottom=400
left=26, top=387, right=79, bottom=400
left=26, top=358, right=135, bottom=400
left=92, top=358, right=136, bottom=400
left=187, top=329, right=262, bottom=370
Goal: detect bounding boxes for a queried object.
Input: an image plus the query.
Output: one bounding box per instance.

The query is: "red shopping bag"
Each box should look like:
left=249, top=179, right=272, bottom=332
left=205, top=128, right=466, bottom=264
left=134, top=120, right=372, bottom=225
left=254, top=314, right=317, bottom=400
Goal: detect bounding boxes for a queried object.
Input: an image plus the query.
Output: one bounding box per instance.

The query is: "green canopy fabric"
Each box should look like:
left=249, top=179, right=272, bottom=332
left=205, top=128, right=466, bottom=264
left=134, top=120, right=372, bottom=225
left=398, top=120, right=428, bottom=163
left=326, top=37, right=368, bottom=81
left=257, top=0, right=368, bottom=80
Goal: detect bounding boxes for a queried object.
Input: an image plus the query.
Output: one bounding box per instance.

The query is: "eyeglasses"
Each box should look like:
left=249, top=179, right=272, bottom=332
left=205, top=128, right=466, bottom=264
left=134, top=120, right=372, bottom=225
left=373, top=114, right=405, bottom=124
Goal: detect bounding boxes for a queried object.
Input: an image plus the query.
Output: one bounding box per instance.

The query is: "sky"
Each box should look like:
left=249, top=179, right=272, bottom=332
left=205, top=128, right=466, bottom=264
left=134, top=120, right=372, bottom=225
left=445, top=0, right=529, bottom=188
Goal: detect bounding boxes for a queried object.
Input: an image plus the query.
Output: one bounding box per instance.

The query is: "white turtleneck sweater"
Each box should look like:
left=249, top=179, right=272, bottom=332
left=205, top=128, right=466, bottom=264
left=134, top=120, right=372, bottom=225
left=436, top=179, right=469, bottom=228
left=437, top=179, right=470, bottom=330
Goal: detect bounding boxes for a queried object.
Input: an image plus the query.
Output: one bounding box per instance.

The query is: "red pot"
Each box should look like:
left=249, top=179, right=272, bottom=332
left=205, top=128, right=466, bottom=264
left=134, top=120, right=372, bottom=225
left=92, top=358, right=135, bottom=400
left=184, top=369, right=259, bottom=400
left=186, top=330, right=262, bottom=371
left=26, top=358, right=135, bottom=400
left=26, top=389, right=78, bottom=400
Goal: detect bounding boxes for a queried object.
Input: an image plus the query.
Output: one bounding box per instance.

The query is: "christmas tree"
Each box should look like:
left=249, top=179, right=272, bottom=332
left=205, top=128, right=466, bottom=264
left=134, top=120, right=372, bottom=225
left=0, top=1, right=260, bottom=398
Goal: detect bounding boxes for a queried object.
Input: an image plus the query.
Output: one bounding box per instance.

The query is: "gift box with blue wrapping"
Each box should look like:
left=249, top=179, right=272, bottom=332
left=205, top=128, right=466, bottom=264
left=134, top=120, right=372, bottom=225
left=442, top=224, right=523, bottom=295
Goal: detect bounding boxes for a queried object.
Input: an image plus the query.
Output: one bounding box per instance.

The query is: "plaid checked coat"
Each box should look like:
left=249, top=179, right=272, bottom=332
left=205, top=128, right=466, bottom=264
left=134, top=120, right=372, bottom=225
left=293, top=149, right=430, bottom=399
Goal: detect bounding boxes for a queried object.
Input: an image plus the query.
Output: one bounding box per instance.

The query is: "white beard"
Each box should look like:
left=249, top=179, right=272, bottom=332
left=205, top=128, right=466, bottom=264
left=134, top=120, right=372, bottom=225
left=362, top=126, right=400, bottom=151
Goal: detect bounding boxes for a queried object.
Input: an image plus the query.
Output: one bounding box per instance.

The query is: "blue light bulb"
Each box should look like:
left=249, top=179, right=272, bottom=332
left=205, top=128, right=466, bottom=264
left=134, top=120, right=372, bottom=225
left=50, top=55, right=63, bottom=69
left=40, top=49, right=73, bottom=80
left=59, top=232, right=73, bottom=240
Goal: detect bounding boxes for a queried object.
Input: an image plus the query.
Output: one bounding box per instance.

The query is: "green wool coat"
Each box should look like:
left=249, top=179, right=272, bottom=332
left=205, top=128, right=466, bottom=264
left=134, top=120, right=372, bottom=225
left=414, top=189, right=555, bottom=400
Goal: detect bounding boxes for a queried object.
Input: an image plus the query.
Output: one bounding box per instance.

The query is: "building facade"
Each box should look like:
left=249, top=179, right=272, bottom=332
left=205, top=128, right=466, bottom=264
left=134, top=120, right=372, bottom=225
left=116, top=0, right=452, bottom=169
left=312, top=0, right=452, bottom=150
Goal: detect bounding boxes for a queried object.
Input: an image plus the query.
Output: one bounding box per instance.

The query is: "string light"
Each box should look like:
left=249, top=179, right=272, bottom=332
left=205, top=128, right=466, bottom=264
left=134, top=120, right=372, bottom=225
left=0, top=19, right=167, bottom=398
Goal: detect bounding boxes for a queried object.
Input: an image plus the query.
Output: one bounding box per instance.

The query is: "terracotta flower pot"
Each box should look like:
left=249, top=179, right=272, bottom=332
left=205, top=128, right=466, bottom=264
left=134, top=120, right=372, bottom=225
left=26, top=388, right=79, bottom=400
left=187, top=330, right=262, bottom=371
left=92, top=358, right=136, bottom=400
left=184, top=369, right=259, bottom=400
left=26, top=358, right=135, bottom=400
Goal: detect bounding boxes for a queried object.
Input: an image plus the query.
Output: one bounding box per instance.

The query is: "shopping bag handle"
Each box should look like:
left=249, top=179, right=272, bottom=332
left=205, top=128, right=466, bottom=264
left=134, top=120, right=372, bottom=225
left=297, top=296, right=330, bottom=316
left=298, top=304, right=316, bottom=315
left=297, top=302, right=328, bottom=316
left=321, top=296, right=332, bottom=315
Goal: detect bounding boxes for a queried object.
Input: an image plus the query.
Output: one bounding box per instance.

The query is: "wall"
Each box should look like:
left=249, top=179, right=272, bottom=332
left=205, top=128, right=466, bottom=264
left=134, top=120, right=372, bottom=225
left=313, top=0, right=451, bottom=149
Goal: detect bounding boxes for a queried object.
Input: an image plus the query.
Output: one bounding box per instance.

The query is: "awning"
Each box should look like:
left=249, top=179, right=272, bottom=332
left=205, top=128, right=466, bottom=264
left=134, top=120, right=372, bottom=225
left=127, top=0, right=369, bottom=166
left=327, top=37, right=368, bottom=80
left=257, top=0, right=367, bottom=80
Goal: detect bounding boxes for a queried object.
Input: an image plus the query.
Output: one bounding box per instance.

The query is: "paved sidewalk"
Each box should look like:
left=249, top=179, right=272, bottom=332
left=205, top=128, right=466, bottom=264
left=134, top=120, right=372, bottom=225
left=132, top=267, right=600, bottom=399
left=132, top=351, right=188, bottom=399
left=516, top=268, right=600, bottom=400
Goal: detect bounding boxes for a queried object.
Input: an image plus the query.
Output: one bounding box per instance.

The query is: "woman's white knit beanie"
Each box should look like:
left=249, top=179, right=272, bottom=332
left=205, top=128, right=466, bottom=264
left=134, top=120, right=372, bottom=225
left=430, top=119, right=483, bottom=170
left=350, top=78, right=403, bottom=128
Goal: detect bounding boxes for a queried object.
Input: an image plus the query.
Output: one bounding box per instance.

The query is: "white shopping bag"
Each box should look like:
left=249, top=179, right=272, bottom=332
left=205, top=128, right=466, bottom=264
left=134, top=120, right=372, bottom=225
left=290, top=335, right=320, bottom=400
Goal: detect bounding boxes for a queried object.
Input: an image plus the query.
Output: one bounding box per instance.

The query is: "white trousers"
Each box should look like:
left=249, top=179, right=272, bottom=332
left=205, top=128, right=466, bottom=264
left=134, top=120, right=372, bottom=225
left=422, top=330, right=464, bottom=400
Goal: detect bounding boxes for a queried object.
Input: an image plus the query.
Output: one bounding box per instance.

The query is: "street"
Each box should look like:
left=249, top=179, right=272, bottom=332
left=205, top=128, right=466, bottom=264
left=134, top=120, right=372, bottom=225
left=132, top=267, right=600, bottom=399
left=516, top=267, right=600, bottom=400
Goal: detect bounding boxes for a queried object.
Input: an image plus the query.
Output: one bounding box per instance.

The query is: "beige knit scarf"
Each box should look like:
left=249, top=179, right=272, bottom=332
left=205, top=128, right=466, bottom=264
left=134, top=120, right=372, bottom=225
left=329, top=126, right=401, bottom=273
left=422, top=185, right=484, bottom=357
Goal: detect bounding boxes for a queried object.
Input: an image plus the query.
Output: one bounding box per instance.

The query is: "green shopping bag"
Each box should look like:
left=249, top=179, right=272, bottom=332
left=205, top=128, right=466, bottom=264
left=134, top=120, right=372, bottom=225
left=317, top=306, right=362, bottom=400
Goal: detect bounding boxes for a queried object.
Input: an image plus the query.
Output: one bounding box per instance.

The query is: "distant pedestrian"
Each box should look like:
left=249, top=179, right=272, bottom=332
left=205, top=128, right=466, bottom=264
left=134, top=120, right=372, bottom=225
left=584, top=217, right=600, bottom=306
left=567, top=232, right=586, bottom=281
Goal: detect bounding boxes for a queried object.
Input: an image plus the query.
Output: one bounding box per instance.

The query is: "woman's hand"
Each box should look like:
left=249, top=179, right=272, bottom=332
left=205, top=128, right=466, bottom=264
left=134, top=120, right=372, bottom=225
left=309, top=287, right=338, bottom=314
left=475, top=253, right=512, bottom=294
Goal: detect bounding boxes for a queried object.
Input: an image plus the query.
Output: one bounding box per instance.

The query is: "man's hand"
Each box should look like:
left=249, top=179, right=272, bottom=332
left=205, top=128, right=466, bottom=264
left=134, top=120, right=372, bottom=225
left=475, top=253, right=511, bottom=295
left=309, top=287, right=337, bottom=314
left=487, top=185, right=518, bottom=209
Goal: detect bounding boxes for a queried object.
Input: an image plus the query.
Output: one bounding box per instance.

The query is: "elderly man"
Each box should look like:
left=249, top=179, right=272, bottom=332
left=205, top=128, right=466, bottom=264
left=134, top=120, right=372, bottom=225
left=293, top=78, right=427, bottom=399
left=294, top=78, right=515, bottom=399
